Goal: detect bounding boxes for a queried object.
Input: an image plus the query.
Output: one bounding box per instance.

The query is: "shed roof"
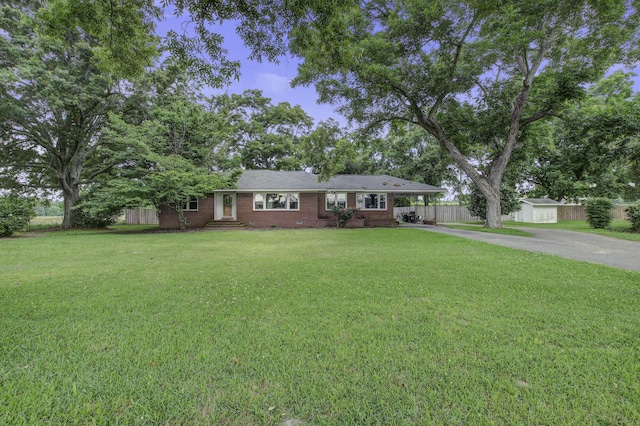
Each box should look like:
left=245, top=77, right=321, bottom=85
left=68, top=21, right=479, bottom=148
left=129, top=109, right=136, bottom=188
left=520, top=198, right=561, bottom=206
left=231, top=170, right=445, bottom=193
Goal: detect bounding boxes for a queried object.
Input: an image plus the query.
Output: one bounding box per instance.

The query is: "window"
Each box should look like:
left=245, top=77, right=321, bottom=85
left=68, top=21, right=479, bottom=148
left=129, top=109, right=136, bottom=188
left=356, top=193, right=387, bottom=210
left=326, top=192, right=347, bottom=210
left=289, top=193, right=299, bottom=210
left=182, top=199, right=198, bottom=211
left=253, top=193, right=300, bottom=210
left=254, top=193, right=264, bottom=210
left=267, top=193, right=288, bottom=209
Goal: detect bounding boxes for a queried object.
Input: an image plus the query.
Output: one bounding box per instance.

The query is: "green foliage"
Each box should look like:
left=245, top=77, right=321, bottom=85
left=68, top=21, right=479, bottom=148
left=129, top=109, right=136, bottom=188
left=300, top=119, right=358, bottom=179
left=207, top=89, right=313, bottom=171
left=0, top=1, right=156, bottom=227
left=34, top=201, right=63, bottom=217
left=585, top=198, right=615, bottom=229
left=37, top=0, right=160, bottom=78
left=394, top=197, right=412, bottom=207
left=163, top=1, right=296, bottom=87
left=283, top=0, right=639, bottom=227
left=468, top=185, right=520, bottom=220
left=85, top=67, right=242, bottom=231
left=88, top=151, right=234, bottom=231
left=0, top=195, right=36, bottom=237
left=526, top=72, right=640, bottom=202
left=330, top=205, right=358, bottom=228
left=72, top=191, right=122, bottom=229
left=625, top=205, right=640, bottom=232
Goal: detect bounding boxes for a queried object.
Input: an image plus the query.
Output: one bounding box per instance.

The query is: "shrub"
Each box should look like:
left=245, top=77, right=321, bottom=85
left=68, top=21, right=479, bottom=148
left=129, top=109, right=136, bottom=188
left=625, top=204, right=640, bottom=232
left=72, top=204, right=120, bottom=228
left=73, top=194, right=122, bottom=228
left=584, top=198, right=614, bottom=229
left=331, top=206, right=358, bottom=228
left=0, top=195, right=37, bottom=237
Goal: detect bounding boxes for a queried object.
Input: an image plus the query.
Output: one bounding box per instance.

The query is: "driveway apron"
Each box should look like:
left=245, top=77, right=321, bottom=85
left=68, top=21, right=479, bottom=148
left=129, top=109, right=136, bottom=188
left=406, top=224, right=640, bottom=272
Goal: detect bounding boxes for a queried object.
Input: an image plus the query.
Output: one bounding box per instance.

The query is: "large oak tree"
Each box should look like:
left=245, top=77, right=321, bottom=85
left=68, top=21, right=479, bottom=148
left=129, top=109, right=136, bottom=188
left=0, top=1, right=157, bottom=227
left=279, top=0, right=640, bottom=227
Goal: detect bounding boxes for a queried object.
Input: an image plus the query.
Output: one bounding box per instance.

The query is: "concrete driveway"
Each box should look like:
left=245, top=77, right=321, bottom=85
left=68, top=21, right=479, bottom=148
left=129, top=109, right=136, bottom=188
left=404, top=223, right=640, bottom=272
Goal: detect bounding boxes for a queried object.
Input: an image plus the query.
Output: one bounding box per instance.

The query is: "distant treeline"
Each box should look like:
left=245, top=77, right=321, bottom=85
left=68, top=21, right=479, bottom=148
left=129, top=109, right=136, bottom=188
left=35, top=202, right=63, bottom=217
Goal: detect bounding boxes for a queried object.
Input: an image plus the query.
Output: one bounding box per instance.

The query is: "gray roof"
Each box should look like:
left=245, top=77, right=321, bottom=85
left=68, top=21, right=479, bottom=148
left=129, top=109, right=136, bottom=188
left=520, top=198, right=561, bottom=206
left=232, top=170, right=445, bottom=193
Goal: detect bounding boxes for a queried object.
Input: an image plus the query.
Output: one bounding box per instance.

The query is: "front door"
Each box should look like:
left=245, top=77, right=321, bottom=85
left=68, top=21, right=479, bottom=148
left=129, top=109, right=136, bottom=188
left=223, top=194, right=234, bottom=218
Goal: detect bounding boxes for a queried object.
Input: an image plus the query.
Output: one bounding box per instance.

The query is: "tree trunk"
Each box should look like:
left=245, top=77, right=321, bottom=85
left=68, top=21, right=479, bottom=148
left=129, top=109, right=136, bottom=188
left=484, top=193, right=502, bottom=228
left=175, top=204, right=187, bottom=231
left=61, top=186, right=80, bottom=228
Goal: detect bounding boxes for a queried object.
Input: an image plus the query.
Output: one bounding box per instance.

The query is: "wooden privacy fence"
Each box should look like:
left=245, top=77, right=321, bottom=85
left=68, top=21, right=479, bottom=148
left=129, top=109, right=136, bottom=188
left=395, top=204, right=630, bottom=223
left=394, top=206, right=514, bottom=223
left=125, top=208, right=159, bottom=225
left=557, top=205, right=628, bottom=221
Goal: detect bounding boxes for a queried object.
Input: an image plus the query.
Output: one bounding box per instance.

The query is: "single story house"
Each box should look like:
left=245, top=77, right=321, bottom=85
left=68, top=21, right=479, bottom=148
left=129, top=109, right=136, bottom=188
left=158, top=170, right=445, bottom=229
left=514, top=198, right=561, bottom=224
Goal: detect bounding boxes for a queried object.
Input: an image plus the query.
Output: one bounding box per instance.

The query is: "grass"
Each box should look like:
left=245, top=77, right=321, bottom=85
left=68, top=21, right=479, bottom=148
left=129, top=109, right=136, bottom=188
left=26, top=216, right=63, bottom=230
left=506, top=220, right=640, bottom=241
left=1, top=228, right=639, bottom=424
left=444, top=224, right=535, bottom=237
left=448, top=219, right=640, bottom=241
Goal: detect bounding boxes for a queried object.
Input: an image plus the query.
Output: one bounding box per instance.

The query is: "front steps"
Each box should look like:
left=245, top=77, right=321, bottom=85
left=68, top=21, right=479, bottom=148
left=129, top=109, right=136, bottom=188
left=204, top=220, right=246, bottom=229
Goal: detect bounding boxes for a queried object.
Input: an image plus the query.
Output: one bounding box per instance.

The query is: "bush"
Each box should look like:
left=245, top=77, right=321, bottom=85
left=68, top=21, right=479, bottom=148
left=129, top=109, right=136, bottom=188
left=73, top=204, right=121, bottom=228
left=0, top=195, right=37, bottom=237
left=584, top=198, right=614, bottom=229
left=73, top=193, right=122, bottom=228
left=625, top=204, right=640, bottom=232
left=330, top=206, right=358, bottom=228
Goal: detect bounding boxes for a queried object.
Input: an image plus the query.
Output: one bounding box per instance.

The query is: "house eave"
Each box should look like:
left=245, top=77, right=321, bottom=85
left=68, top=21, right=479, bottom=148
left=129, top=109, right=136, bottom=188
left=216, top=188, right=445, bottom=194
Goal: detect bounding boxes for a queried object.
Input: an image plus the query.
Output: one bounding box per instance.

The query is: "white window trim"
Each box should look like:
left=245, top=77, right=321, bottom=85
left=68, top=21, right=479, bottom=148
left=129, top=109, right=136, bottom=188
left=182, top=199, right=198, bottom=211
left=325, top=192, right=347, bottom=211
left=356, top=193, right=387, bottom=210
left=253, top=192, right=300, bottom=211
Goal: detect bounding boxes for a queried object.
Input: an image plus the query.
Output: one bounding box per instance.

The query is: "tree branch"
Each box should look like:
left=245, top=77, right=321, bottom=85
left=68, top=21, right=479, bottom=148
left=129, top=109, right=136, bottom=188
left=429, top=12, right=478, bottom=121
left=520, top=110, right=563, bottom=127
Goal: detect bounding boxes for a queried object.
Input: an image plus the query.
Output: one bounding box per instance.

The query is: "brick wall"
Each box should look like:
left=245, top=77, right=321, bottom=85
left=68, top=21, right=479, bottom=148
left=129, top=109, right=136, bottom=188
left=317, top=193, right=396, bottom=225
left=238, top=192, right=319, bottom=228
left=158, top=192, right=397, bottom=229
left=158, top=196, right=214, bottom=228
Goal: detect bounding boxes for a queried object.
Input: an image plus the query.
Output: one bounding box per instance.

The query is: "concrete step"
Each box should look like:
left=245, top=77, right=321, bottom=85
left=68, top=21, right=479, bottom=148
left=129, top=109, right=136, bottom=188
left=205, top=220, right=246, bottom=229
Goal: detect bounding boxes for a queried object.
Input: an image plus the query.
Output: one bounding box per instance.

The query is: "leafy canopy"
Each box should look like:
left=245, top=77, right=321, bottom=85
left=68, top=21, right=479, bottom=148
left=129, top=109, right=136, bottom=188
left=524, top=72, right=640, bottom=202
left=281, top=0, right=640, bottom=226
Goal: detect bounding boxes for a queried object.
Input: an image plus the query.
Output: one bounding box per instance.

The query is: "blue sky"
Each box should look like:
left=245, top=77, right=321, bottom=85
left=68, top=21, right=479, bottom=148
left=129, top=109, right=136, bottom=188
left=155, top=7, right=640, bottom=127
left=155, top=9, right=341, bottom=125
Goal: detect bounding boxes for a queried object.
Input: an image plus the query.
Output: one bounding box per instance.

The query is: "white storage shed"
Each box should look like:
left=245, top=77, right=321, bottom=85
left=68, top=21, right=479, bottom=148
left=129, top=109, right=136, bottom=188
left=515, top=198, right=561, bottom=224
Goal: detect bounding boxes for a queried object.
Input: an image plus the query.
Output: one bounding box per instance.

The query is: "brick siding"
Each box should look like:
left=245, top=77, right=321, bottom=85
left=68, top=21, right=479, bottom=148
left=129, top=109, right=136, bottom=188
left=158, top=196, right=214, bottom=229
left=159, top=192, right=397, bottom=229
left=239, top=192, right=319, bottom=228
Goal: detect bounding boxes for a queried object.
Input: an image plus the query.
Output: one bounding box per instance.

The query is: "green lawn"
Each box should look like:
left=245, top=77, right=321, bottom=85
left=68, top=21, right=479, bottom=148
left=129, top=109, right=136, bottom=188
left=444, top=224, right=535, bottom=237
left=1, top=228, right=639, bottom=424
left=506, top=220, right=640, bottom=241
left=27, top=216, right=63, bottom=229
